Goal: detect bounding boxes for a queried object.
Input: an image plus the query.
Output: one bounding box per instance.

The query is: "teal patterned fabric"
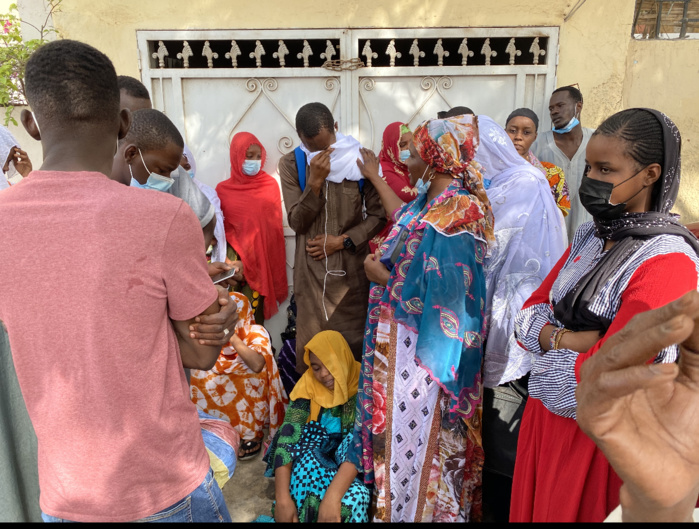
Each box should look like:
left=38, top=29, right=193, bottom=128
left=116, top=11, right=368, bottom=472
left=263, top=396, right=368, bottom=522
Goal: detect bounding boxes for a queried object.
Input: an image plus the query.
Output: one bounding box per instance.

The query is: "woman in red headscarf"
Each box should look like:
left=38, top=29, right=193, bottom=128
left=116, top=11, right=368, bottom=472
left=216, top=132, right=289, bottom=325
left=362, top=122, right=416, bottom=252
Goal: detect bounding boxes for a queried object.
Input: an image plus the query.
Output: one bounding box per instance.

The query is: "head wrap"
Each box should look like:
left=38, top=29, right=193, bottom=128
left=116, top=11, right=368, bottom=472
left=474, top=115, right=533, bottom=182
left=554, top=109, right=699, bottom=333
left=378, top=122, right=410, bottom=184
left=215, top=132, right=288, bottom=320
left=412, top=114, right=494, bottom=244
left=182, top=145, right=227, bottom=263
left=183, top=144, right=197, bottom=176
left=475, top=116, right=568, bottom=386
left=506, top=108, right=540, bottom=131
left=289, top=330, right=360, bottom=423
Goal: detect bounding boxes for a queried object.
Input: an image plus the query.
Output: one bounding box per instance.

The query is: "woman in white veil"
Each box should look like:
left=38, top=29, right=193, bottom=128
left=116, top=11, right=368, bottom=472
left=476, top=115, right=567, bottom=522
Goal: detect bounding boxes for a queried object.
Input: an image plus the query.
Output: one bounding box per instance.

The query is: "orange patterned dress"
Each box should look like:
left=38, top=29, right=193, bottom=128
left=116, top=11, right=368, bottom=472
left=527, top=151, right=571, bottom=217
left=190, top=292, right=288, bottom=444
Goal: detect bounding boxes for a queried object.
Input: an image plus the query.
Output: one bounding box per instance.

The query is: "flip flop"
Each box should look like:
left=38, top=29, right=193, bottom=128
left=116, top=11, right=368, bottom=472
left=238, top=438, right=263, bottom=461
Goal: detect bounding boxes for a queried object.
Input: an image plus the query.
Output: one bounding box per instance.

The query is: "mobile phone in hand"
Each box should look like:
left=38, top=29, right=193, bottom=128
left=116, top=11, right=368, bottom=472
left=211, top=267, right=238, bottom=284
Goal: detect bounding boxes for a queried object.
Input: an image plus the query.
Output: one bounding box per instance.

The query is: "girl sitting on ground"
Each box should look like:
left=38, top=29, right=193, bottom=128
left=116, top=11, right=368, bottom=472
left=191, top=292, right=288, bottom=461
left=264, top=330, right=370, bottom=523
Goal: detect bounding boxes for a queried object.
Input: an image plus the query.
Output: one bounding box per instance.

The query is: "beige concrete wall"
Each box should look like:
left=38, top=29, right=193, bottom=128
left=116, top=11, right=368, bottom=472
left=48, top=0, right=572, bottom=78
left=623, top=39, right=699, bottom=221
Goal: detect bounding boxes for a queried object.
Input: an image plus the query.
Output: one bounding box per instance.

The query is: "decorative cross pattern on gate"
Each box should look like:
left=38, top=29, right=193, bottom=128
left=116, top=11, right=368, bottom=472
left=146, top=36, right=548, bottom=70
left=148, top=38, right=342, bottom=69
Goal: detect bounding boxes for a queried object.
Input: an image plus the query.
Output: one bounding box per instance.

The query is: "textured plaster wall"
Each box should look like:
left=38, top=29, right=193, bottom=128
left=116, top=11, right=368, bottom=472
left=623, top=39, right=699, bottom=221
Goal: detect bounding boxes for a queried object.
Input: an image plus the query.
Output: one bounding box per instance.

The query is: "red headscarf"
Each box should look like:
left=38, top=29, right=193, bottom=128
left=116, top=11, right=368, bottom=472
left=215, top=132, right=288, bottom=320
left=378, top=122, right=415, bottom=202
left=369, top=122, right=417, bottom=253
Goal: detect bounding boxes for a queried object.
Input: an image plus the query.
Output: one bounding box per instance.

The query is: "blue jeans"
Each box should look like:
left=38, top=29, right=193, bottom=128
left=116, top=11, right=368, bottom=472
left=42, top=468, right=231, bottom=523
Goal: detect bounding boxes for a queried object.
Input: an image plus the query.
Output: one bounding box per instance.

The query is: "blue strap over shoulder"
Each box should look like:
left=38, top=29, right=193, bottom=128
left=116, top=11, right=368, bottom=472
left=294, top=146, right=307, bottom=191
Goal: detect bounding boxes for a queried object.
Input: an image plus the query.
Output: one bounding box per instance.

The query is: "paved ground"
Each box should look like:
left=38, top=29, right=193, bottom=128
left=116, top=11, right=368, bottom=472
left=222, top=443, right=276, bottom=522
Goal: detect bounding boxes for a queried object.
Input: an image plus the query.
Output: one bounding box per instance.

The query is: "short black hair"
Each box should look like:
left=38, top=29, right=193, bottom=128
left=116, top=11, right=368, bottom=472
left=117, top=75, right=151, bottom=101
left=506, top=108, right=540, bottom=131
left=25, top=39, right=119, bottom=127
left=295, top=102, right=335, bottom=138
left=120, top=109, right=183, bottom=151
left=438, top=106, right=474, bottom=119
left=553, top=86, right=583, bottom=104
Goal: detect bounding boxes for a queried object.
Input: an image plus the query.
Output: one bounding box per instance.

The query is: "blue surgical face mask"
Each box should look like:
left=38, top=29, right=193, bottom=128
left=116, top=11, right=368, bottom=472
left=399, top=149, right=411, bottom=163
left=415, top=166, right=433, bottom=195
left=186, top=169, right=195, bottom=179
left=129, top=149, right=174, bottom=192
left=552, top=113, right=580, bottom=134
left=242, top=159, right=261, bottom=176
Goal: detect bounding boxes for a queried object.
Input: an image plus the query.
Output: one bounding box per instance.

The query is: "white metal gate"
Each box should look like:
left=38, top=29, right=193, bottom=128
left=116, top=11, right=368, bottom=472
left=136, top=27, right=559, bottom=346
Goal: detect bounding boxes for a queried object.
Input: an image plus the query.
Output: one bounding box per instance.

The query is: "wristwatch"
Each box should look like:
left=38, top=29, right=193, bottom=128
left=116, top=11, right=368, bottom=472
left=342, top=235, right=356, bottom=253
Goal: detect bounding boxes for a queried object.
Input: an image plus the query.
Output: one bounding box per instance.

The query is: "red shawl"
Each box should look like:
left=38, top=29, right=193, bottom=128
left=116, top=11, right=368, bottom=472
left=215, top=132, right=288, bottom=320
left=370, top=122, right=417, bottom=252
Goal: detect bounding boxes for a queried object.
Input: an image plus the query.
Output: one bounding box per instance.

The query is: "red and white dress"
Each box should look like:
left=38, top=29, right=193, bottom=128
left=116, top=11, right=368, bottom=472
left=510, top=221, right=699, bottom=522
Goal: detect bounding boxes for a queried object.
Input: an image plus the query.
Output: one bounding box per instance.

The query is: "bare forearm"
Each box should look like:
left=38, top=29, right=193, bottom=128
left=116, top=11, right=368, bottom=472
left=369, top=175, right=405, bottom=218
left=177, top=332, right=221, bottom=370
left=275, top=463, right=294, bottom=501
left=325, top=462, right=357, bottom=503
left=234, top=341, right=265, bottom=373
left=173, top=299, right=222, bottom=370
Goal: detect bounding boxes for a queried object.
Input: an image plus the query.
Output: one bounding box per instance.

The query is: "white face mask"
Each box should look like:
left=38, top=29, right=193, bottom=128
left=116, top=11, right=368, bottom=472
left=31, top=111, right=41, bottom=136
left=242, top=159, right=262, bottom=176
left=129, top=149, right=174, bottom=192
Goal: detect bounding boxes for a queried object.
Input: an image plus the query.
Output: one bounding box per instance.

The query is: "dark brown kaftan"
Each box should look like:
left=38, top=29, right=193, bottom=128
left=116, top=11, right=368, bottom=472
left=278, top=152, right=386, bottom=372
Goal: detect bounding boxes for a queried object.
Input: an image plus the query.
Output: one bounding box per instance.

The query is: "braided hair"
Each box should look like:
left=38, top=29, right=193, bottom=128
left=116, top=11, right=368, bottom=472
left=593, top=108, right=665, bottom=203
left=593, top=108, right=664, bottom=170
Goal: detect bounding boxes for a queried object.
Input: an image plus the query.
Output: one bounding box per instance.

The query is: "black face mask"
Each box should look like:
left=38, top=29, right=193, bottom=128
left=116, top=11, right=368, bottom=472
left=579, top=167, right=647, bottom=221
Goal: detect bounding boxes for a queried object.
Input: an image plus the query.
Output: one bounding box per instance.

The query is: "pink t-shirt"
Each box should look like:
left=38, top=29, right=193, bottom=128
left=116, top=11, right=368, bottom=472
left=0, top=171, right=218, bottom=522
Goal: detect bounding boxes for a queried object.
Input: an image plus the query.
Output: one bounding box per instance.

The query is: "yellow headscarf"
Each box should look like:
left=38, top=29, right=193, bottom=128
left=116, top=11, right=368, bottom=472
left=289, top=330, right=361, bottom=423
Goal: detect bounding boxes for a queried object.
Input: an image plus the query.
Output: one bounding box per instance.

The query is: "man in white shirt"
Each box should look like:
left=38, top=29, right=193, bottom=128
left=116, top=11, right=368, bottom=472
left=532, top=86, right=595, bottom=242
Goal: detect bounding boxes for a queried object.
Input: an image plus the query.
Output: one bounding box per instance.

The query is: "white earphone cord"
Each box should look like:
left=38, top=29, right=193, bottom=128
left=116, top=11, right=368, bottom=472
left=322, top=179, right=346, bottom=321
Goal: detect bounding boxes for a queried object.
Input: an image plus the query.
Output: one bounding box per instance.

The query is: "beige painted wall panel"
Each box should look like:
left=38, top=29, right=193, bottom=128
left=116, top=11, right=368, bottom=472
left=7, top=0, right=698, bottom=221
left=49, top=0, right=570, bottom=77
left=557, top=0, right=636, bottom=128
left=624, top=39, right=699, bottom=222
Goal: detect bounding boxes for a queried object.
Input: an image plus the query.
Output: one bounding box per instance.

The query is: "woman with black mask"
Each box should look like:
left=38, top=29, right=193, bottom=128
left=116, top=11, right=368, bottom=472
left=508, top=108, right=699, bottom=523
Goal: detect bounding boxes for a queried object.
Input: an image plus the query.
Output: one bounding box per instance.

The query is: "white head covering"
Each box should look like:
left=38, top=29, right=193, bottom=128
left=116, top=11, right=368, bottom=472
left=182, top=145, right=227, bottom=264
left=183, top=144, right=197, bottom=176
left=475, top=115, right=568, bottom=388
left=0, top=126, right=21, bottom=190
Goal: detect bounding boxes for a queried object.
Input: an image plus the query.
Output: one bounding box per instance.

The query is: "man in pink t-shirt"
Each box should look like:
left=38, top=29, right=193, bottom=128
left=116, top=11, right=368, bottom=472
left=0, top=40, right=233, bottom=522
